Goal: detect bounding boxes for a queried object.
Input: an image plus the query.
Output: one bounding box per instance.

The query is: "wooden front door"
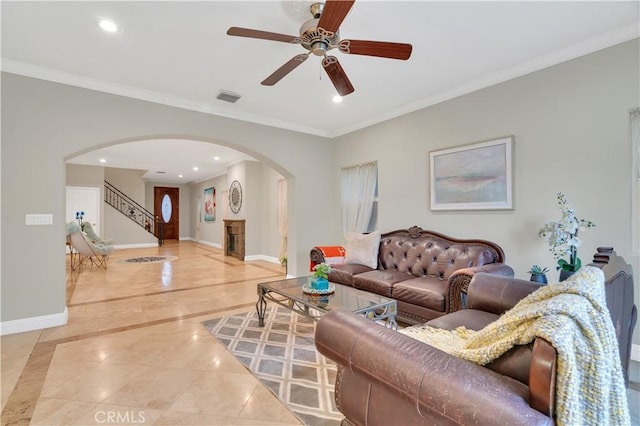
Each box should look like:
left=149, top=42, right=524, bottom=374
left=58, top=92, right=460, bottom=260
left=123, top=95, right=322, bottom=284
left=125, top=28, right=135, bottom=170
left=154, top=187, right=179, bottom=240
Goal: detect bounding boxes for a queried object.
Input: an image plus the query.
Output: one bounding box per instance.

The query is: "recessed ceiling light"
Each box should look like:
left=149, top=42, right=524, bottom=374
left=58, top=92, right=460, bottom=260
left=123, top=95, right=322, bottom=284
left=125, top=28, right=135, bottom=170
left=178, top=174, right=183, bottom=178
left=214, top=156, right=220, bottom=161
left=99, top=158, right=106, bottom=163
left=98, top=19, right=120, bottom=33
left=332, top=95, right=343, bottom=104
left=193, top=166, right=199, bottom=171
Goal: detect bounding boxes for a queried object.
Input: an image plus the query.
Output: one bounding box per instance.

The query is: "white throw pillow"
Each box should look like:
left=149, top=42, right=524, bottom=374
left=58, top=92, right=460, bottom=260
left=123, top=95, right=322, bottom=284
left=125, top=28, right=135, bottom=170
left=344, top=231, right=381, bottom=269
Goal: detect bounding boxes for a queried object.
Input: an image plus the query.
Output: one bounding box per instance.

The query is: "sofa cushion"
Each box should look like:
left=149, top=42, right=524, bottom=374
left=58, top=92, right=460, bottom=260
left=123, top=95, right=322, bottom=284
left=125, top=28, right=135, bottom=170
left=425, top=309, right=532, bottom=386
left=328, top=263, right=373, bottom=286
left=344, top=231, right=381, bottom=269
left=426, top=308, right=498, bottom=331
left=392, top=276, right=450, bottom=312
left=353, top=270, right=412, bottom=297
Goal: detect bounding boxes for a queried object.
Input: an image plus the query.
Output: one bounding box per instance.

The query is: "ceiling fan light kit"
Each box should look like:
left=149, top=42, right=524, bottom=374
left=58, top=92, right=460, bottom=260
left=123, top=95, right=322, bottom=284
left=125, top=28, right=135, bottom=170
left=226, top=0, right=412, bottom=97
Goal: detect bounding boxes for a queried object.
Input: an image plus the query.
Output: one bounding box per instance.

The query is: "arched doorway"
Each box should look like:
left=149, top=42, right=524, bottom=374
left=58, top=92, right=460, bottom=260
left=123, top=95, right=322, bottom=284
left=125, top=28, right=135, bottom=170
left=65, top=137, right=291, bottom=264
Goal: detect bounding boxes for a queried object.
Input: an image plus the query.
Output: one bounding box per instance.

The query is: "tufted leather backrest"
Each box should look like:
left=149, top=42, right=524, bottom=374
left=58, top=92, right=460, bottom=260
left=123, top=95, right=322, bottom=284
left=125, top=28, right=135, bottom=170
left=377, top=226, right=504, bottom=280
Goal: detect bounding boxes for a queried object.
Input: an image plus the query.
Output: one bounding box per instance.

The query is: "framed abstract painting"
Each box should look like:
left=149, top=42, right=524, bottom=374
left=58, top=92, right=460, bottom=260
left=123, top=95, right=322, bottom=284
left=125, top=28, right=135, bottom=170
left=204, top=187, right=216, bottom=221
left=429, top=136, right=513, bottom=210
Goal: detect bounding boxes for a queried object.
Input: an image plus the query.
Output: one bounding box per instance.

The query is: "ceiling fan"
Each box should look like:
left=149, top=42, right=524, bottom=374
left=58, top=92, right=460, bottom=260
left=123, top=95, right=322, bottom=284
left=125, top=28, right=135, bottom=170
left=226, top=0, right=412, bottom=96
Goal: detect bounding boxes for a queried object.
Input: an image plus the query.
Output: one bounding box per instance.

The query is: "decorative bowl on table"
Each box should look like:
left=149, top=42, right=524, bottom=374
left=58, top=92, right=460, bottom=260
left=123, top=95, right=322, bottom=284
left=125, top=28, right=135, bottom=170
left=302, top=284, right=336, bottom=295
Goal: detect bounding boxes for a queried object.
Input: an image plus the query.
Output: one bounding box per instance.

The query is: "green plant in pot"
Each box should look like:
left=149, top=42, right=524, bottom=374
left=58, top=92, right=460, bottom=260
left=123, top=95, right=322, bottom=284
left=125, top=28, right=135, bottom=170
left=527, top=265, right=549, bottom=284
left=311, top=263, right=332, bottom=290
left=538, top=192, right=595, bottom=281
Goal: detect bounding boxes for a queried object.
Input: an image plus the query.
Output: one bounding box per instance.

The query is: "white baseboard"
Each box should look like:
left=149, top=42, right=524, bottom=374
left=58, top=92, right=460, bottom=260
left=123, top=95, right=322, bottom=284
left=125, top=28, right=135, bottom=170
left=244, top=254, right=280, bottom=264
left=195, top=239, right=222, bottom=249
left=632, top=343, right=640, bottom=362
left=184, top=240, right=282, bottom=263
left=0, top=307, right=68, bottom=336
left=113, top=243, right=158, bottom=250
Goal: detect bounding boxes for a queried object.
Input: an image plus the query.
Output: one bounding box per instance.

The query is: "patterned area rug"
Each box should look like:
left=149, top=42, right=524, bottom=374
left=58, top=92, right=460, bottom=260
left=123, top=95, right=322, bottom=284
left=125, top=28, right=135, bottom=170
left=202, top=306, right=342, bottom=426
left=117, top=256, right=177, bottom=264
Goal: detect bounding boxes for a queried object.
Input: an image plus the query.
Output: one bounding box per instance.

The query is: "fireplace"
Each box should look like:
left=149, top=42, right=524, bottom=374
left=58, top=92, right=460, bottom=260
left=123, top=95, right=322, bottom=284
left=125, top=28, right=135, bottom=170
left=224, top=219, right=245, bottom=261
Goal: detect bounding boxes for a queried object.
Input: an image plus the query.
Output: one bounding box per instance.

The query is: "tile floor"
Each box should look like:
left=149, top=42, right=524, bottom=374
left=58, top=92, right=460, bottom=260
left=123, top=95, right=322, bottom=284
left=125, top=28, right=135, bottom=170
left=1, top=241, right=639, bottom=425
left=2, top=242, right=300, bottom=425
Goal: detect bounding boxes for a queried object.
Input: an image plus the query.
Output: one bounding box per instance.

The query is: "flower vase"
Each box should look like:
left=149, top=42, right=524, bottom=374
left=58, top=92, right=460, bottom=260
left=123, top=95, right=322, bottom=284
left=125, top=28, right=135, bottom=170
left=529, top=274, right=548, bottom=284
left=559, top=270, right=575, bottom=282
left=311, top=277, right=329, bottom=291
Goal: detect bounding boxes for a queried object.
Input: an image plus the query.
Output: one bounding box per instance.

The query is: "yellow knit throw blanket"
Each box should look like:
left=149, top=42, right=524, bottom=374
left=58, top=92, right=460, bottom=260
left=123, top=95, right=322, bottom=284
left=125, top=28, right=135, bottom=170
left=400, top=266, right=630, bottom=426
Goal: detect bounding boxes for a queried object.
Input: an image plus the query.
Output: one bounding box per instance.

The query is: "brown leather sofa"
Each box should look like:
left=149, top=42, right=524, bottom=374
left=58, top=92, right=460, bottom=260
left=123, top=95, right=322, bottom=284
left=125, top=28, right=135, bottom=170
left=315, top=248, right=637, bottom=425
left=310, top=226, right=514, bottom=324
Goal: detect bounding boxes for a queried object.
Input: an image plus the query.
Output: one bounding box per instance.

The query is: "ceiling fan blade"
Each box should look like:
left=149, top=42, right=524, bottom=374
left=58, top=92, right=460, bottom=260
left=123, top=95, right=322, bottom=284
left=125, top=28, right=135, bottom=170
left=227, top=27, right=298, bottom=43
left=261, top=54, right=309, bottom=86
left=317, top=0, right=355, bottom=35
left=322, top=56, right=354, bottom=96
left=339, top=39, right=412, bottom=60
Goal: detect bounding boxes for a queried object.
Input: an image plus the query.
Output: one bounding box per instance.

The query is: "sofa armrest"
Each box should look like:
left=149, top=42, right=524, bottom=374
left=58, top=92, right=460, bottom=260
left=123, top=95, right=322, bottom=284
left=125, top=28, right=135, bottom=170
left=447, top=263, right=515, bottom=312
left=529, top=338, right=557, bottom=417
left=315, top=310, right=552, bottom=425
left=466, top=273, right=545, bottom=315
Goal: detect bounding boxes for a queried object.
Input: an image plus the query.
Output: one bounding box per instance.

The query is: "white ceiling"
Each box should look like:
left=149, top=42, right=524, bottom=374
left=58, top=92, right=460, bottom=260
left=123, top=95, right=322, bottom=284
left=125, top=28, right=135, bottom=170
left=67, top=139, right=256, bottom=184
left=2, top=1, right=638, bottom=183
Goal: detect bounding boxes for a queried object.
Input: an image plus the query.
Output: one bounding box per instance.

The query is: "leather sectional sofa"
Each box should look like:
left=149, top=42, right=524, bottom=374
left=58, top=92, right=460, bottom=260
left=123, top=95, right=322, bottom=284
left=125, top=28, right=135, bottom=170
left=310, top=226, right=514, bottom=324
left=315, top=248, right=637, bottom=425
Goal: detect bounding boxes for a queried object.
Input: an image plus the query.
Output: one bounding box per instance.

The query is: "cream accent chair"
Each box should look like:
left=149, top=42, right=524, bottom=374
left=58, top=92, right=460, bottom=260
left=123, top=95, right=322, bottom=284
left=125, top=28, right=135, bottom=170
left=67, top=222, right=113, bottom=269
left=82, top=222, right=113, bottom=245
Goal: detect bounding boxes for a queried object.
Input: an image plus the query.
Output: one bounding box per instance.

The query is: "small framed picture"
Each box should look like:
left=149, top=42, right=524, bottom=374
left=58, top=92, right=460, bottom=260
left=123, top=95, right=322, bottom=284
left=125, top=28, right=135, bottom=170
left=204, top=187, right=216, bottom=221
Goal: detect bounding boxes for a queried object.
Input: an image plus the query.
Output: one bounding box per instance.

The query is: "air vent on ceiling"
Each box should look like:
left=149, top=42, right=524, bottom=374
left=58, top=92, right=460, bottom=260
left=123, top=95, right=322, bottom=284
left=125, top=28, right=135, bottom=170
left=156, top=171, right=166, bottom=174
left=216, top=90, right=241, bottom=103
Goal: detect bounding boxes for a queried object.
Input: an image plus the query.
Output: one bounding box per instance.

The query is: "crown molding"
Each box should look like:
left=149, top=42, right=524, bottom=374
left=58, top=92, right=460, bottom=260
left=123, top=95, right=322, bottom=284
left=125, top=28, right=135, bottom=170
left=3, top=23, right=637, bottom=140
left=0, top=59, right=331, bottom=138
left=330, top=24, right=640, bottom=138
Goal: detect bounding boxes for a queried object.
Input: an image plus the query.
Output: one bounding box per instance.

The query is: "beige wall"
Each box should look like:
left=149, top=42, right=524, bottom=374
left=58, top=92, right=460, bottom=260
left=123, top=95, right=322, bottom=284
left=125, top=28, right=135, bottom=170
left=260, top=166, right=286, bottom=261
left=104, top=167, right=157, bottom=245
left=67, top=164, right=104, bottom=187
left=1, top=73, right=335, bottom=324
left=2, top=39, right=638, bottom=350
left=190, top=175, right=227, bottom=246
left=188, top=162, right=284, bottom=260
left=66, top=165, right=192, bottom=246
left=334, top=39, right=639, bottom=343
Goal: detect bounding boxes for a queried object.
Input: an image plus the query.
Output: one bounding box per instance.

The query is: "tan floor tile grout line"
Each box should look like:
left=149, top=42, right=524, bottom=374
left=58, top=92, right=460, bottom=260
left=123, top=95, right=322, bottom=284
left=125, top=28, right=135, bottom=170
left=1, top=342, right=56, bottom=426
left=201, top=254, right=289, bottom=273
left=44, top=302, right=257, bottom=346
left=67, top=275, right=282, bottom=307
left=0, top=301, right=256, bottom=426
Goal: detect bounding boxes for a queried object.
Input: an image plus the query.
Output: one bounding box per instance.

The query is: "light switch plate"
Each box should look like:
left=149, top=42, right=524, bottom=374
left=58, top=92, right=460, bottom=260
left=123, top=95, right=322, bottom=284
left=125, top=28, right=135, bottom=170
left=25, top=214, right=53, bottom=225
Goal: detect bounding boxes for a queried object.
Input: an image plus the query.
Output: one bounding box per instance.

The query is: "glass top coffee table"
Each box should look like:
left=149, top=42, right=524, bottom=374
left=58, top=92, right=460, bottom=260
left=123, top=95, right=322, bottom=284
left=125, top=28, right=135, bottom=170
left=256, top=277, right=398, bottom=329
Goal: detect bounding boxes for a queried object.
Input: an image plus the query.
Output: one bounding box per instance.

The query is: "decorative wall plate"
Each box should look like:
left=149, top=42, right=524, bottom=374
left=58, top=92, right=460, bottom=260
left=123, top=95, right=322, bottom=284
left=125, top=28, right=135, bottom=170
left=229, top=180, right=242, bottom=213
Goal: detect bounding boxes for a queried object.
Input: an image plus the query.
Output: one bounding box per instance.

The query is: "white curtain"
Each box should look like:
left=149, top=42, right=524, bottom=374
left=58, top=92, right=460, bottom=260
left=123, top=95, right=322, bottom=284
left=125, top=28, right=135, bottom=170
left=631, top=108, right=640, bottom=252
left=277, top=179, right=288, bottom=264
left=341, top=161, right=377, bottom=235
